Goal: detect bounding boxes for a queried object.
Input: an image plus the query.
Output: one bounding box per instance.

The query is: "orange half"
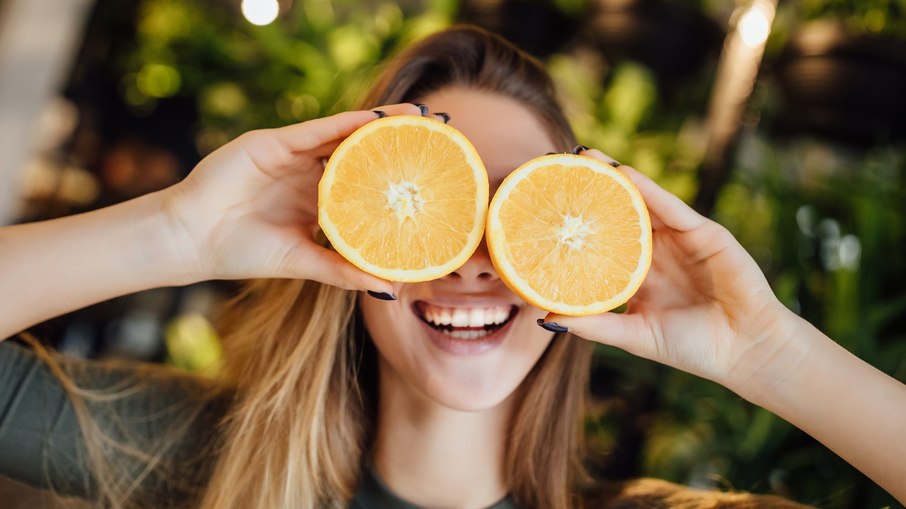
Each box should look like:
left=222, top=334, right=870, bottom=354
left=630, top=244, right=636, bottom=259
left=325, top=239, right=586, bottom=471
left=319, top=115, right=489, bottom=282
left=486, top=154, right=652, bottom=315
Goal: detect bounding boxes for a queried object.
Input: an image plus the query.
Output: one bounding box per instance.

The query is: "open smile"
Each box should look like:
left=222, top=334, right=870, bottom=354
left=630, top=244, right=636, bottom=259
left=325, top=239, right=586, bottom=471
left=412, top=301, right=519, bottom=340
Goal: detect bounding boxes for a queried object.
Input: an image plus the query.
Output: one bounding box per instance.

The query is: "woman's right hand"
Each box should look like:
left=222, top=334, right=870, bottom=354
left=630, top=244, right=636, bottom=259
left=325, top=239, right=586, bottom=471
left=158, top=104, right=423, bottom=292
left=1, top=104, right=417, bottom=338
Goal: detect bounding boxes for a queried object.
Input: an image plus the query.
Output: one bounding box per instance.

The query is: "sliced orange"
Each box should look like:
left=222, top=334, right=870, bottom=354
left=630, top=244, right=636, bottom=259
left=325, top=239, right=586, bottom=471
left=319, top=115, right=489, bottom=282
left=486, top=154, right=652, bottom=316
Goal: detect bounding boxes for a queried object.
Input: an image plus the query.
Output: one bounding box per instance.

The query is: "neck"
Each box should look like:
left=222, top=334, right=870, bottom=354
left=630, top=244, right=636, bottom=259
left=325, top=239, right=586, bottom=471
left=372, top=361, right=513, bottom=508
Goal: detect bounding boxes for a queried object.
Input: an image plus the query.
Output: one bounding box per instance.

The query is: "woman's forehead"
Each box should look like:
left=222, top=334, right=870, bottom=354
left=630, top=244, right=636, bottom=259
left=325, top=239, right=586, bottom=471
left=416, top=87, right=558, bottom=184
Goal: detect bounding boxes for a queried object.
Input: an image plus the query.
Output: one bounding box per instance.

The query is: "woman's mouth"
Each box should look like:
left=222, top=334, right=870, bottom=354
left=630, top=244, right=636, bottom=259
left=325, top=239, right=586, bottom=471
left=413, top=301, right=519, bottom=340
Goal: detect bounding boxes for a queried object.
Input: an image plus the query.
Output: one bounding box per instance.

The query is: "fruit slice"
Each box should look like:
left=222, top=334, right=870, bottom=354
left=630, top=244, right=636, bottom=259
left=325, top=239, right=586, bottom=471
left=486, top=154, right=652, bottom=315
left=319, top=115, right=489, bottom=282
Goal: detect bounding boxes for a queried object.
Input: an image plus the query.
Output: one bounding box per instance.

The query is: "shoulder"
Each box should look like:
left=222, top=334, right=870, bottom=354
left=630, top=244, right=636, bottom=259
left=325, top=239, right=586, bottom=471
left=584, top=477, right=813, bottom=509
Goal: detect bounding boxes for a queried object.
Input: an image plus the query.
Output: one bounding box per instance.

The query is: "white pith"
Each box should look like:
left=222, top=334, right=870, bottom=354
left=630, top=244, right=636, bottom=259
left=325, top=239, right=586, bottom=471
left=386, top=181, right=424, bottom=221
left=558, top=214, right=592, bottom=250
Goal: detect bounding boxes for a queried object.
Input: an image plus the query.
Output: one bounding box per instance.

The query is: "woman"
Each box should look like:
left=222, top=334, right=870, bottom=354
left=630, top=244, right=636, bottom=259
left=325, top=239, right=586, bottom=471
left=1, top=26, right=904, bottom=509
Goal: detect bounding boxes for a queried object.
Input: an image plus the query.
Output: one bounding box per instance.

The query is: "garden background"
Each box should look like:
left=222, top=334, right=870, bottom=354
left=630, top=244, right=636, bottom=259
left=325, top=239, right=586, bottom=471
left=2, top=0, right=905, bottom=507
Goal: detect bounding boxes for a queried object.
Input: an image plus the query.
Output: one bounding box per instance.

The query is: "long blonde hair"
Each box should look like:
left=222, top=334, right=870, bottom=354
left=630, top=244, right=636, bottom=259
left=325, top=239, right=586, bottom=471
left=201, top=26, right=594, bottom=509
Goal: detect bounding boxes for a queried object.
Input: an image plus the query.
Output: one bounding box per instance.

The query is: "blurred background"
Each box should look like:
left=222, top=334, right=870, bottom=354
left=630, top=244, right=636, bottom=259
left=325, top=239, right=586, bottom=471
left=1, top=0, right=904, bottom=507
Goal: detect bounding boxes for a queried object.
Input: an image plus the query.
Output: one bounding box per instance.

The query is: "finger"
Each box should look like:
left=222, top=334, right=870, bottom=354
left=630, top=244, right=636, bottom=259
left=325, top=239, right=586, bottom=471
left=291, top=246, right=395, bottom=295
left=370, top=102, right=424, bottom=118
left=274, top=103, right=423, bottom=153
left=306, top=104, right=438, bottom=161
left=539, top=311, right=657, bottom=360
left=274, top=111, right=380, bottom=153
left=267, top=104, right=422, bottom=170
left=372, top=103, right=449, bottom=123
left=581, top=148, right=707, bottom=233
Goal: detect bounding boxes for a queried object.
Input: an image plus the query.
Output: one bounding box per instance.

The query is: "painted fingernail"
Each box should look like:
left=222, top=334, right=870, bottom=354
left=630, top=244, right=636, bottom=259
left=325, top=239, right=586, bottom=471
left=415, top=103, right=429, bottom=116
left=367, top=291, right=397, bottom=301
left=536, top=318, right=569, bottom=333
left=545, top=152, right=558, bottom=156
left=372, top=110, right=386, bottom=118
left=436, top=112, right=450, bottom=124
left=609, top=160, right=621, bottom=168
left=572, top=145, right=589, bottom=154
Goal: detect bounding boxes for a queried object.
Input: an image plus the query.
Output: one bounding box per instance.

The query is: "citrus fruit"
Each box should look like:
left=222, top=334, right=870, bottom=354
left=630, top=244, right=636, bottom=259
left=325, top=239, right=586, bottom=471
left=318, top=115, right=489, bottom=282
left=486, top=154, right=652, bottom=316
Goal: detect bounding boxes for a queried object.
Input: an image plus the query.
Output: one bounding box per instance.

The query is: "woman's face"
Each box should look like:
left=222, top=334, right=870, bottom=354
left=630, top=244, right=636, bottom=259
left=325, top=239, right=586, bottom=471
left=359, top=87, right=560, bottom=412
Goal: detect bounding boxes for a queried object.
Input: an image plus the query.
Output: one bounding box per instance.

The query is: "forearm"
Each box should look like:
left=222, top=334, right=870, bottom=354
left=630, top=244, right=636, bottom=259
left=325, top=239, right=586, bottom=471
left=0, top=190, right=199, bottom=339
left=737, top=312, right=906, bottom=503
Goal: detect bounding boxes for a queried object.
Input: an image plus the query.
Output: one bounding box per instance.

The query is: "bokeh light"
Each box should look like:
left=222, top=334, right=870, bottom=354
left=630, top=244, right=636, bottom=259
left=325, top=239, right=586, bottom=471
left=738, top=6, right=771, bottom=48
left=241, top=0, right=279, bottom=26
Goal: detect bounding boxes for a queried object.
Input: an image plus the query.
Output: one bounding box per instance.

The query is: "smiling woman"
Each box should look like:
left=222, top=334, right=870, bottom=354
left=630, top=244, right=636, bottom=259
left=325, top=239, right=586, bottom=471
left=1, top=24, right=905, bottom=509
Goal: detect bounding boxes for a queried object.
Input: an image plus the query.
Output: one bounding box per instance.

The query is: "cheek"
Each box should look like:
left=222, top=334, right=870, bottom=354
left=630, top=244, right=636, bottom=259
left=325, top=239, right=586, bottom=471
left=358, top=296, right=409, bottom=358
left=503, top=309, right=557, bottom=374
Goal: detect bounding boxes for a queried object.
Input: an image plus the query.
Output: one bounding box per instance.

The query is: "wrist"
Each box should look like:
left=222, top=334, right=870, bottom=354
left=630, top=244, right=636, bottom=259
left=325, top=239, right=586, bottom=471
left=720, top=303, right=814, bottom=406
left=132, top=188, right=207, bottom=287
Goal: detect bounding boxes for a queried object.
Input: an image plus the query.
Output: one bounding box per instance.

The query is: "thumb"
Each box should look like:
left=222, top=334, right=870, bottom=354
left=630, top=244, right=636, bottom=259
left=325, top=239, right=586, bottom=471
left=292, top=246, right=395, bottom=295
left=540, top=311, right=657, bottom=360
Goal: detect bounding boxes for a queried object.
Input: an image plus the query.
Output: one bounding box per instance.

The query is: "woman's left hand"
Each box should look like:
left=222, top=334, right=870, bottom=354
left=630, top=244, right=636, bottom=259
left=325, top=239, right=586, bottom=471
left=540, top=149, right=796, bottom=389
left=545, top=150, right=906, bottom=505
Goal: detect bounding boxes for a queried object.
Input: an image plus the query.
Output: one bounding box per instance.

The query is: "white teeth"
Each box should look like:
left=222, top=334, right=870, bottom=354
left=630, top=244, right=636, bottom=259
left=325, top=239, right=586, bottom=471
left=419, top=304, right=512, bottom=329
left=468, top=308, right=485, bottom=327
left=451, top=308, right=470, bottom=327
left=447, top=329, right=491, bottom=340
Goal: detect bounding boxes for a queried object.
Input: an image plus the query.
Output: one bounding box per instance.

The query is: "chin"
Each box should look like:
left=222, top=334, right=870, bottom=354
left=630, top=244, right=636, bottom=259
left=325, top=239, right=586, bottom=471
left=419, top=373, right=522, bottom=412
left=361, top=293, right=554, bottom=414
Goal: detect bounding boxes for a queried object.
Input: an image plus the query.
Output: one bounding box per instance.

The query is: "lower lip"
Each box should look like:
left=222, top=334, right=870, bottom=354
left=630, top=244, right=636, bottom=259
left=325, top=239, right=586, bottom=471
left=415, top=313, right=516, bottom=356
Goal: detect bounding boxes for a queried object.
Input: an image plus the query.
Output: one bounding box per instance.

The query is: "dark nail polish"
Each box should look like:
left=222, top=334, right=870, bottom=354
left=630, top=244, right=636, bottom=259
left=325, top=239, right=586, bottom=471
left=436, top=112, right=450, bottom=124
left=372, top=110, right=386, bottom=118
left=367, top=290, right=397, bottom=301
left=545, top=152, right=558, bottom=156
left=415, top=103, right=429, bottom=116
left=537, top=318, right=569, bottom=333
left=609, top=160, right=621, bottom=168
left=572, top=145, right=589, bottom=154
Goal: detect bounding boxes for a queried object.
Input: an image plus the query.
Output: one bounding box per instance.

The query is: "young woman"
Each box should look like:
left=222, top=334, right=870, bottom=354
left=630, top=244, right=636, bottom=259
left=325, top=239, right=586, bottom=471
left=1, top=26, right=904, bottom=509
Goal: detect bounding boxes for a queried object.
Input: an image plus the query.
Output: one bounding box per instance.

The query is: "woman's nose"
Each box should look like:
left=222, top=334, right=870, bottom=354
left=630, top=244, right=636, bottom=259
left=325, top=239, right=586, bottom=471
left=443, top=238, right=499, bottom=283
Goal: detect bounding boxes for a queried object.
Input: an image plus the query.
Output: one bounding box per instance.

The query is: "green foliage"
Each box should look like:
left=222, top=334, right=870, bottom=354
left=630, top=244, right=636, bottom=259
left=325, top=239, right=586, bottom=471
left=800, top=0, right=906, bottom=36
left=708, top=137, right=906, bottom=508
left=126, top=0, right=455, bottom=152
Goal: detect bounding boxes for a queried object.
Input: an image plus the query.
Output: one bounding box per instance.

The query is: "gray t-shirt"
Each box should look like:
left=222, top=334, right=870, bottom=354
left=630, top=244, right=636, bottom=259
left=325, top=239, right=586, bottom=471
left=0, top=341, right=517, bottom=508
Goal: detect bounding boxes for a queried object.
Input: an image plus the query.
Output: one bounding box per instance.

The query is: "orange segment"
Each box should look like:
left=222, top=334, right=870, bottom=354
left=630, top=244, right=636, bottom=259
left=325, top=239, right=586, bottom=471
left=319, top=115, right=489, bottom=282
left=486, top=154, right=652, bottom=315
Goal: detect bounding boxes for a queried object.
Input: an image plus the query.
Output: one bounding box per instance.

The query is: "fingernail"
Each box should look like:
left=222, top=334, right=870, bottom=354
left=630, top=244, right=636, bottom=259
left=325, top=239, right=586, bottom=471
left=435, top=112, right=450, bottom=124
left=572, top=145, right=589, bottom=154
left=372, top=110, right=386, bottom=118
left=545, top=152, right=558, bottom=156
left=536, top=318, right=568, bottom=333
left=367, top=290, right=397, bottom=301
left=415, top=103, right=429, bottom=116
left=609, top=160, right=621, bottom=168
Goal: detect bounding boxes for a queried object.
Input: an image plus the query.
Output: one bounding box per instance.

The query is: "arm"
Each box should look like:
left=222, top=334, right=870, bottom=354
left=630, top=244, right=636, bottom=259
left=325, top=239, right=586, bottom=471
left=0, top=106, right=423, bottom=340
left=0, top=192, right=191, bottom=340
left=737, top=312, right=906, bottom=502
left=547, top=149, right=906, bottom=503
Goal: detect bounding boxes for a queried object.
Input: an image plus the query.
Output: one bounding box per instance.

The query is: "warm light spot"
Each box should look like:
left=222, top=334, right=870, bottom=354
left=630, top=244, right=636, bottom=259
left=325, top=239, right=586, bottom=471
left=738, top=7, right=771, bottom=48
left=241, top=0, right=279, bottom=26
